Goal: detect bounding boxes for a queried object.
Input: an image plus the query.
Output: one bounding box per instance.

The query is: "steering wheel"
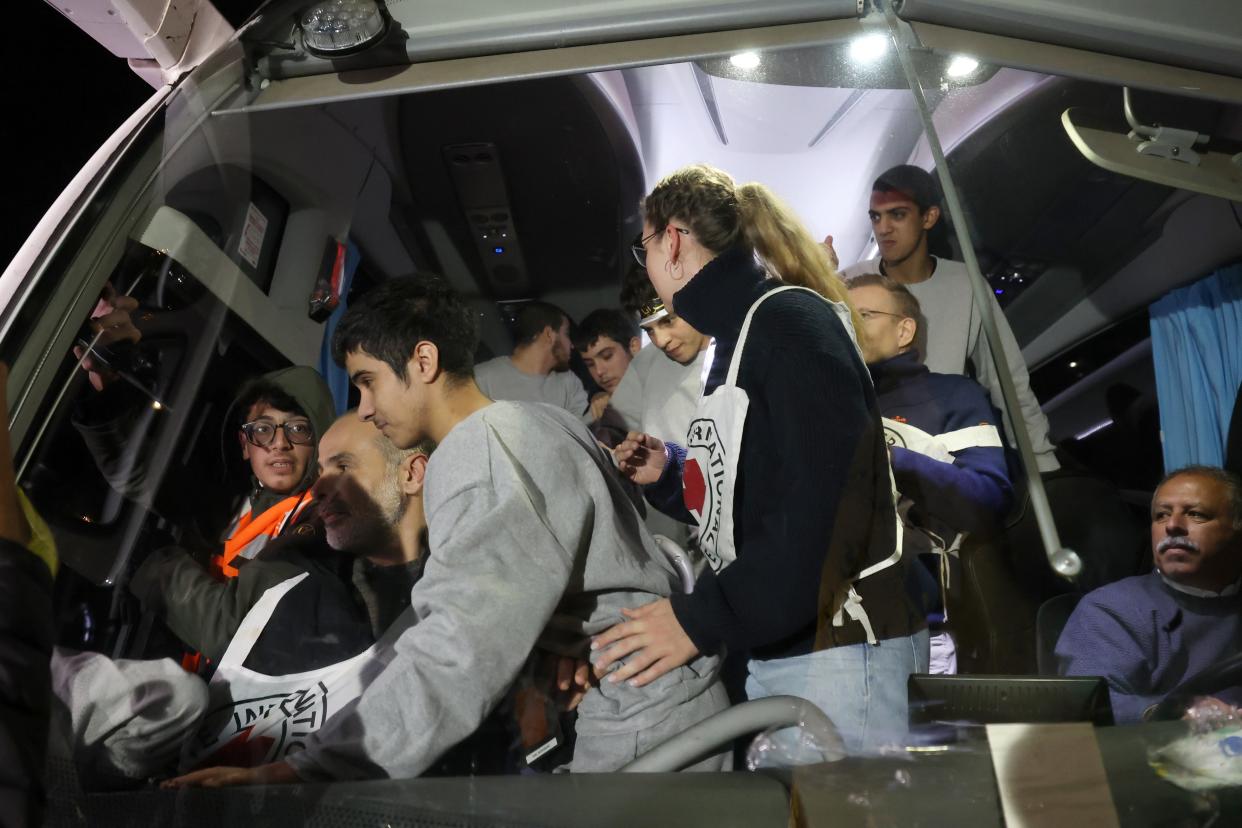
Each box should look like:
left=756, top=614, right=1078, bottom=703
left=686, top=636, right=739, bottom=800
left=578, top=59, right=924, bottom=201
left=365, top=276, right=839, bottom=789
left=1151, top=652, right=1242, bottom=720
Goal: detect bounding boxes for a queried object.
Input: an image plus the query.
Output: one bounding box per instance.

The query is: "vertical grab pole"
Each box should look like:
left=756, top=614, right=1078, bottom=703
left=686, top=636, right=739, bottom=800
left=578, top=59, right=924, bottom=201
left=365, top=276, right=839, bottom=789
left=878, top=1, right=1082, bottom=581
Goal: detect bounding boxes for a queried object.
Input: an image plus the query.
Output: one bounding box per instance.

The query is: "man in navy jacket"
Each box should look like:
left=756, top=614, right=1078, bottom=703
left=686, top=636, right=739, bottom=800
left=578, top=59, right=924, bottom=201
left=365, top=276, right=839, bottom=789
left=849, top=273, right=1014, bottom=671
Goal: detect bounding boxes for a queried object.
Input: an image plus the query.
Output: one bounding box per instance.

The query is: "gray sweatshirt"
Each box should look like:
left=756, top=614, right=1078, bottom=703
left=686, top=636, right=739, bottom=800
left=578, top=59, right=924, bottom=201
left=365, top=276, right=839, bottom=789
left=608, top=344, right=706, bottom=551
left=474, top=356, right=590, bottom=422
left=285, top=401, right=723, bottom=780
left=843, top=256, right=1059, bottom=471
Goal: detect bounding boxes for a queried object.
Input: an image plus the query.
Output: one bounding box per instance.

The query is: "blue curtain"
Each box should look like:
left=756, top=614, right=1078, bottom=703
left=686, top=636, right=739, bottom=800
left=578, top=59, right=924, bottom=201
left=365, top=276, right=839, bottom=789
left=318, top=242, right=361, bottom=416
left=1149, top=263, right=1242, bottom=471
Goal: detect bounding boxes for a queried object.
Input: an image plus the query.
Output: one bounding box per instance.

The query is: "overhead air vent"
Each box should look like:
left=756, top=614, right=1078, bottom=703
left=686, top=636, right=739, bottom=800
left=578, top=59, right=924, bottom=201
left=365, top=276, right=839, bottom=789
left=442, top=143, right=529, bottom=296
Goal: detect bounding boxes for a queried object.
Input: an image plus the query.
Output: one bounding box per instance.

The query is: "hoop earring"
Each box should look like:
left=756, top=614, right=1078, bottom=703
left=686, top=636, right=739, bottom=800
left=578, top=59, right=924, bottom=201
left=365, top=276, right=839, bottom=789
left=669, top=260, right=686, bottom=282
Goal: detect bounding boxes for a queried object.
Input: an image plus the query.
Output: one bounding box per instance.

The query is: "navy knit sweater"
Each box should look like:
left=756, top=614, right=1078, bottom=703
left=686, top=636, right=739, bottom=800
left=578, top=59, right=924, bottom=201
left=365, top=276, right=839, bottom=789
left=1055, top=571, right=1242, bottom=722
left=647, top=247, right=924, bottom=660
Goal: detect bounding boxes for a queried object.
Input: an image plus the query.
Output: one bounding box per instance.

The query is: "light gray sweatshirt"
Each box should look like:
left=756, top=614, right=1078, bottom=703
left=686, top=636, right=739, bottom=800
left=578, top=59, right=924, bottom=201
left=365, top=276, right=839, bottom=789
left=285, top=401, right=723, bottom=780
left=843, top=256, right=1059, bottom=471
left=608, top=344, right=706, bottom=551
left=474, top=356, right=590, bottom=422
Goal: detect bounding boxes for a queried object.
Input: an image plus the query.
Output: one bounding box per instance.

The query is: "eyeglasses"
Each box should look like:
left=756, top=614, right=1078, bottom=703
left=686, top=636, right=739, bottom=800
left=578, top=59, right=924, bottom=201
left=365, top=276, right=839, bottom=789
left=857, top=309, right=906, bottom=322
left=241, top=419, right=314, bottom=448
left=631, top=226, right=690, bottom=267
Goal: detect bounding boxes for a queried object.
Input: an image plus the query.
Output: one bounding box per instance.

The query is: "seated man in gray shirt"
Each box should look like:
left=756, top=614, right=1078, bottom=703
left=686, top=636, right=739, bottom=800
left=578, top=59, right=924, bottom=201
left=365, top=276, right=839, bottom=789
left=168, top=276, right=728, bottom=787
left=474, top=301, right=590, bottom=420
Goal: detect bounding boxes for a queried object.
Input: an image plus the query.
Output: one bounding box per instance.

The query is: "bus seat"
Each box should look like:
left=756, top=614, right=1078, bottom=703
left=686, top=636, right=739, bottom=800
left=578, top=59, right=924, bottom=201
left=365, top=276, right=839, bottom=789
left=1002, top=469, right=1147, bottom=600
left=945, top=533, right=1040, bottom=675
left=1035, top=593, right=1082, bottom=676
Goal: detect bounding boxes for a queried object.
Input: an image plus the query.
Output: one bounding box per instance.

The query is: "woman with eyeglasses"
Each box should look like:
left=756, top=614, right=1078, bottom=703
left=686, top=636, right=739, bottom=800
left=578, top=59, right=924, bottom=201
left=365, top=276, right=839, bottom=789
left=596, top=164, right=929, bottom=756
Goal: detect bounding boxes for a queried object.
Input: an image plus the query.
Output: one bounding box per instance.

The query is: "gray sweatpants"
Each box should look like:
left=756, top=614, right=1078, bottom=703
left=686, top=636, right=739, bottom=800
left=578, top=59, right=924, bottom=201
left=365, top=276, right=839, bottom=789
left=50, top=648, right=208, bottom=784
left=567, top=680, right=732, bottom=772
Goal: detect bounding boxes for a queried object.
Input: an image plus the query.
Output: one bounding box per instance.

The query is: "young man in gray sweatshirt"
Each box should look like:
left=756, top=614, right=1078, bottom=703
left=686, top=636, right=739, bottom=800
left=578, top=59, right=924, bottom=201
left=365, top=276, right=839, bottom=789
left=168, top=276, right=728, bottom=788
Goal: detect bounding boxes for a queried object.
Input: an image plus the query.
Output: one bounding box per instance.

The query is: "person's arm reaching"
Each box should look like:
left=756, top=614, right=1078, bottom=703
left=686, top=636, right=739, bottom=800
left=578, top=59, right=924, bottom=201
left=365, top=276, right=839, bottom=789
left=616, top=433, right=694, bottom=523
left=129, top=548, right=302, bottom=662
left=891, top=445, right=1011, bottom=535
left=889, top=381, right=1013, bottom=535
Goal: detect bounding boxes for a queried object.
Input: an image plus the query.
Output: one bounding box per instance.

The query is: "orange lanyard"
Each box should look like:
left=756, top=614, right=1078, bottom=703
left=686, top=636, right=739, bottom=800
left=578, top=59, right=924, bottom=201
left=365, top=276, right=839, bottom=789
left=211, top=491, right=312, bottom=579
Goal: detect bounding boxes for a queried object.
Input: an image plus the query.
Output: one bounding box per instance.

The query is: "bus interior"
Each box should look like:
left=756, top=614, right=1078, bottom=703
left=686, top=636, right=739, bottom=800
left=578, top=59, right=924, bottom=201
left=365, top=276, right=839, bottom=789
left=6, top=2, right=1242, bottom=824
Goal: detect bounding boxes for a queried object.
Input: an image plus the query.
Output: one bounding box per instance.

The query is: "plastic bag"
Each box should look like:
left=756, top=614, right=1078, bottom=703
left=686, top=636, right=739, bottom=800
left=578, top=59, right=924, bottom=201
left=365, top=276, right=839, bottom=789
left=745, top=721, right=848, bottom=770
left=1148, top=698, right=1242, bottom=791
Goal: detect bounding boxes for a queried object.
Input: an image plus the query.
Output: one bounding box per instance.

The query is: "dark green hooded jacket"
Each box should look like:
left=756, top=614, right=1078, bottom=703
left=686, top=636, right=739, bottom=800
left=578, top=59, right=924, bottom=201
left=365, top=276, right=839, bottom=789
left=124, top=366, right=335, bottom=666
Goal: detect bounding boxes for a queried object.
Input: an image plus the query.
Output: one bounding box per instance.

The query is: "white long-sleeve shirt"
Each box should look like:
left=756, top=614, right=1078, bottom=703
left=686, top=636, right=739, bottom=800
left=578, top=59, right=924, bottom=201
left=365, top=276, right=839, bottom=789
left=607, top=345, right=706, bottom=550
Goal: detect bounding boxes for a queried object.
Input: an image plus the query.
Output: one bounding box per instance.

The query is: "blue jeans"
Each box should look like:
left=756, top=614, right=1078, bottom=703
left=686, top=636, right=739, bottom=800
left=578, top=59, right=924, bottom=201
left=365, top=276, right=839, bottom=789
left=745, top=629, right=930, bottom=757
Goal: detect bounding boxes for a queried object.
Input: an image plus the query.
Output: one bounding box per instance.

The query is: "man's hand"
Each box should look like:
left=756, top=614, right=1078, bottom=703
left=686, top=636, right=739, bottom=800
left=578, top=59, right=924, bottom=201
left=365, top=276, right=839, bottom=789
left=1182, top=695, right=1240, bottom=731
left=74, top=282, right=142, bottom=392
left=822, top=234, right=839, bottom=271
left=589, top=392, right=611, bottom=423
left=161, top=760, right=300, bottom=789
left=590, top=599, right=699, bottom=688
left=613, top=432, right=668, bottom=485
left=555, top=654, right=594, bottom=712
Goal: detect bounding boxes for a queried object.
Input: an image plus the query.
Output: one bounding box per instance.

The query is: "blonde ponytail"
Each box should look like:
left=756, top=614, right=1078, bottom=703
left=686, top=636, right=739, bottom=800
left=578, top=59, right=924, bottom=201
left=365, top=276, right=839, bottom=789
left=643, top=165, right=866, bottom=347
left=735, top=182, right=866, bottom=346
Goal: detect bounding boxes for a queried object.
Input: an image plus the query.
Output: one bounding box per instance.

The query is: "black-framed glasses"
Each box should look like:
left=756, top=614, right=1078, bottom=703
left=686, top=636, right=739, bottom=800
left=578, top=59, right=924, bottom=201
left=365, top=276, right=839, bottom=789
left=857, top=309, right=906, bottom=322
left=241, top=419, right=314, bottom=448
left=631, top=226, right=690, bottom=267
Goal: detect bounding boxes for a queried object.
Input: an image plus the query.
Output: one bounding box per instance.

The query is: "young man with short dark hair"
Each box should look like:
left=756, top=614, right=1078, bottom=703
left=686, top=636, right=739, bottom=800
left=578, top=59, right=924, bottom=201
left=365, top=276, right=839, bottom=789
left=473, top=300, right=590, bottom=419
left=608, top=275, right=712, bottom=550
left=840, top=164, right=1059, bottom=472
left=214, top=369, right=336, bottom=578
left=170, top=275, right=727, bottom=786
left=573, top=308, right=640, bottom=422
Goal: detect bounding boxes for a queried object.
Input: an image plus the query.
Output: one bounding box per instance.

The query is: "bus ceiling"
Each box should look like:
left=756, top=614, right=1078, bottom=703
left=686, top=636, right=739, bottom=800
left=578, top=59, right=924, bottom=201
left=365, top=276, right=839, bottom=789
left=50, top=2, right=1242, bottom=94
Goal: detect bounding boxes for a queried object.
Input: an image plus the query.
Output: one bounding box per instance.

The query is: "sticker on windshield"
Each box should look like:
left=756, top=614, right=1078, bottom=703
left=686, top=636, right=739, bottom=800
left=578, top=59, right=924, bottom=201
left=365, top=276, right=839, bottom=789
left=238, top=202, right=269, bottom=269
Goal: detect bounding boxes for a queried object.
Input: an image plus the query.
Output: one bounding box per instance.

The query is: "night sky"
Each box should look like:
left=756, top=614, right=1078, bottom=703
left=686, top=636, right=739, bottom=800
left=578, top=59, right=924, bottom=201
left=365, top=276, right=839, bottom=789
left=5, top=2, right=258, bottom=267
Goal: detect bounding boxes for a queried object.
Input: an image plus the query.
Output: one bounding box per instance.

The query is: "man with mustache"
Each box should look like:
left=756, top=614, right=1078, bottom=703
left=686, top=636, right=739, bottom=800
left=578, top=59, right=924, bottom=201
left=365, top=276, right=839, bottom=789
left=1055, top=466, right=1242, bottom=722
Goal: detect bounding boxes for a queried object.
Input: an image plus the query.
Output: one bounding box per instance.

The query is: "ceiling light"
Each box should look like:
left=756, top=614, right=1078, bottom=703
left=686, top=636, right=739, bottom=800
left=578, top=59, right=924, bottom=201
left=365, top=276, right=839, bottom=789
left=300, top=0, right=387, bottom=57
left=729, top=51, right=761, bottom=71
left=946, top=55, right=980, bottom=78
left=849, top=34, right=889, bottom=65
left=1069, top=361, right=1078, bottom=368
